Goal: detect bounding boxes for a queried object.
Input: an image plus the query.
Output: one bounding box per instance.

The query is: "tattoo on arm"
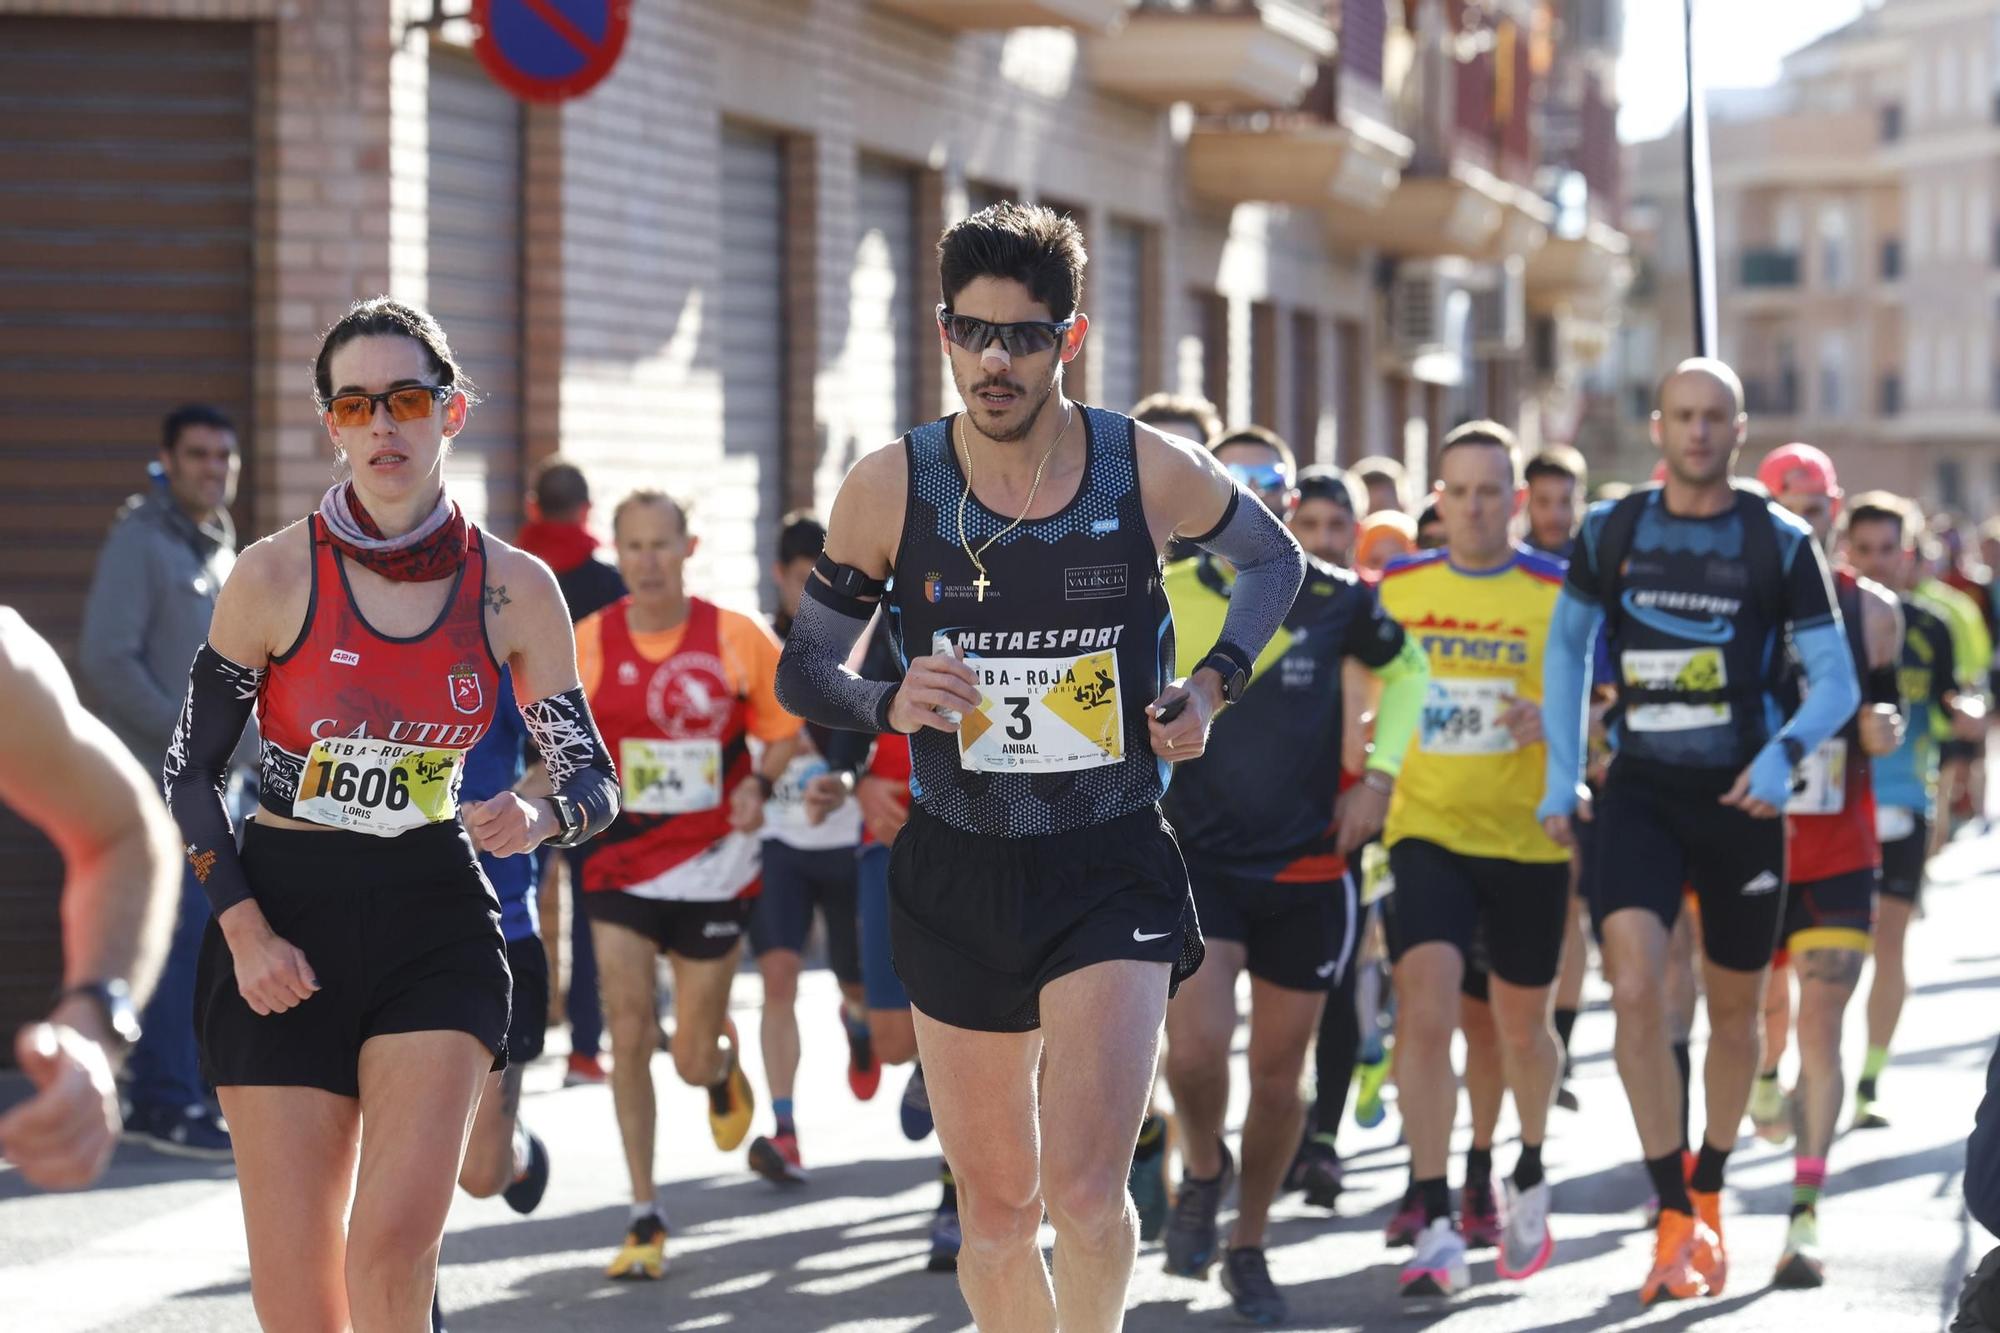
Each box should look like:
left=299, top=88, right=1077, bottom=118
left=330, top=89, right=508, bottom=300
left=1799, top=948, right=1866, bottom=987
left=484, top=584, right=512, bottom=614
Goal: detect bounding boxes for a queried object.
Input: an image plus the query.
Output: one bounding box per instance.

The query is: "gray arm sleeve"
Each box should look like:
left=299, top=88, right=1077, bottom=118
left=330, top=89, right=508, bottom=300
left=1189, top=486, right=1307, bottom=670
left=776, top=591, right=900, bottom=735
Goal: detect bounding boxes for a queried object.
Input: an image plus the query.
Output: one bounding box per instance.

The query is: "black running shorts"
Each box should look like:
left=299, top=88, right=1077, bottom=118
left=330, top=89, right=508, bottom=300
left=1879, top=818, right=1929, bottom=905
left=1587, top=758, right=1788, bottom=974
left=581, top=889, right=752, bottom=961
left=195, top=821, right=511, bottom=1097
left=1383, top=839, right=1569, bottom=988
left=748, top=840, right=862, bottom=985
left=888, top=803, right=1200, bottom=1033
left=506, top=935, right=549, bottom=1064
left=1781, top=867, right=1876, bottom=956
left=1188, top=866, right=1357, bottom=993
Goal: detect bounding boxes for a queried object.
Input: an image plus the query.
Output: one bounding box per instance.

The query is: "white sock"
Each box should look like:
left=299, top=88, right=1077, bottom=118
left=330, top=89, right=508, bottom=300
left=510, top=1126, right=531, bottom=1182
left=629, top=1199, right=662, bottom=1224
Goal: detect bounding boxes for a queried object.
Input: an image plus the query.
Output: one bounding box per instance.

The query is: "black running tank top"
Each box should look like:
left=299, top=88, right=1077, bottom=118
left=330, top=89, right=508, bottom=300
left=889, top=407, right=1173, bottom=837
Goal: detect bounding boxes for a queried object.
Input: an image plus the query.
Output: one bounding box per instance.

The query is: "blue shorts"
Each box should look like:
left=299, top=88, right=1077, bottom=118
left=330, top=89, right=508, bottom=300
left=857, top=844, right=907, bottom=1013
left=748, top=841, right=862, bottom=986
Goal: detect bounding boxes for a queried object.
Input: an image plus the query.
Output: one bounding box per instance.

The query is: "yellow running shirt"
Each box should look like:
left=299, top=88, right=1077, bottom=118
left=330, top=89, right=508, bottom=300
left=1379, top=546, right=1568, bottom=863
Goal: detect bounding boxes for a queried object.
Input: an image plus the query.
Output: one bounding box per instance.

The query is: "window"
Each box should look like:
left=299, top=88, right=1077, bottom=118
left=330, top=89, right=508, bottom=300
left=1881, top=237, right=1902, bottom=280
left=1910, top=332, right=1931, bottom=402
left=1817, top=204, right=1848, bottom=289
left=1818, top=331, right=1846, bottom=415
left=1881, top=102, right=1904, bottom=141
left=1909, top=184, right=1930, bottom=261
left=1939, top=458, right=1967, bottom=509
left=1880, top=371, right=1902, bottom=416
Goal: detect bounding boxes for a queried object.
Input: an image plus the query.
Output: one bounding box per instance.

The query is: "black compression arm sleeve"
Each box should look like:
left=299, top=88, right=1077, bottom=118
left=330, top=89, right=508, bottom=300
left=1866, top=664, right=1900, bottom=708
left=1191, top=483, right=1308, bottom=671
left=521, top=687, right=620, bottom=846
left=162, top=644, right=263, bottom=916
left=776, top=584, right=899, bottom=734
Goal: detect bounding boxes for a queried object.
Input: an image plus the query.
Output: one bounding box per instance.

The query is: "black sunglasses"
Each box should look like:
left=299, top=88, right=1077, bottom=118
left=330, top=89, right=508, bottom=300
left=937, top=304, right=1077, bottom=357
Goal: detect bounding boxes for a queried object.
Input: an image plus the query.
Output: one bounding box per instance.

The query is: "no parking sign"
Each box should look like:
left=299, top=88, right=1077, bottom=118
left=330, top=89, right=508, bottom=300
left=473, top=0, right=632, bottom=103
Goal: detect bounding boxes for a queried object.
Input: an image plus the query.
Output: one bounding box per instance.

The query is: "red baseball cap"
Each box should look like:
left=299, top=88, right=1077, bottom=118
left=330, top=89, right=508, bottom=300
left=1757, top=442, right=1840, bottom=498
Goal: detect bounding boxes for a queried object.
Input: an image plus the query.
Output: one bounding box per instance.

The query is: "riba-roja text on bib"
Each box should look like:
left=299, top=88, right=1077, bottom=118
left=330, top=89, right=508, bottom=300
left=621, top=737, right=723, bottom=815
left=294, top=736, right=463, bottom=836
left=957, top=648, right=1123, bottom=773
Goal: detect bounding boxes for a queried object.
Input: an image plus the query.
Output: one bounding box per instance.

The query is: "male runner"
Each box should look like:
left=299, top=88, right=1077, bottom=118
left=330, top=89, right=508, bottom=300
left=748, top=512, right=880, bottom=1185
left=1915, top=541, right=1994, bottom=832
left=1130, top=392, right=1222, bottom=449
left=1414, top=502, right=1445, bottom=551
left=0, top=608, right=178, bottom=1190
left=1290, top=467, right=1363, bottom=568
left=1522, top=445, right=1592, bottom=1111
left=1841, top=494, right=1975, bottom=1131
left=578, top=491, right=801, bottom=1279
left=1376, top=421, right=1570, bottom=1298
left=1353, top=456, right=1412, bottom=516
left=1539, top=358, right=1860, bottom=1306
left=776, top=202, right=1304, bottom=1333
left=1159, top=426, right=1427, bottom=1323
left=1748, top=445, right=1904, bottom=1288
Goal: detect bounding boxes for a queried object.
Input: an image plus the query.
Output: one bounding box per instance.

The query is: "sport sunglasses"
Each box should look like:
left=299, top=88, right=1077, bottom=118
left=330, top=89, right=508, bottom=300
left=937, top=304, right=1077, bottom=357
left=1227, top=462, right=1293, bottom=494
left=321, top=384, right=453, bottom=428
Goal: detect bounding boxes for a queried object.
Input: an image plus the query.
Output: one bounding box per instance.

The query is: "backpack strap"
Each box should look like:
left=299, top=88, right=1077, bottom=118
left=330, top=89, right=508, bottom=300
left=1592, top=486, right=1654, bottom=632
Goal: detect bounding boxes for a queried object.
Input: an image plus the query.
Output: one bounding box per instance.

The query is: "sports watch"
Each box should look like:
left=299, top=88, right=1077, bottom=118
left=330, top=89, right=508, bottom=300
left=546, top=792, right=584, bottom=847
left=1196, top=650, right=1250, bottom=705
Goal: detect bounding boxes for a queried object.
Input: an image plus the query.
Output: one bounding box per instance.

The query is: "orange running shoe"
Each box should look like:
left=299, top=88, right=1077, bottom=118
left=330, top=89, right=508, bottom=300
left=1689, top=1189, right=1727, bottom=1295
left=1640, top=1211, right=1709, bottom=1307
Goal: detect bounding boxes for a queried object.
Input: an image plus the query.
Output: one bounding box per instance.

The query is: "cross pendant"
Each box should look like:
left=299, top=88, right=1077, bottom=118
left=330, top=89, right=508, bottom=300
left=972, top=570, right=991, bottom=602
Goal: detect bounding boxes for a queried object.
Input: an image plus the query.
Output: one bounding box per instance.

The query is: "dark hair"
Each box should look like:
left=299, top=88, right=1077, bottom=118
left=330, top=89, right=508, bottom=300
left=1845, top=489, right=1917, bottom=543
left=1438, top=419, right=1522, bottom=484
left=161, top=404, right=236, bottom=452
left=1417, top=501, right=1443, bottom=529
left=1211, top=424, right=1298, bottom=476
left=531, top=455, right=592, bottom=518
left=777, top=510, right=827, bottom=566
left=612, top=489, right=690, bottom=540
left=1524, top=444, right=1587, bottom=489
left=1132, top=392, right=1223, bottom=444
left=313, top=296, right=476, bottom=406
left=1296, top=465, right=1362, bottom=515
left=938, top=202, right=1086, bottom=321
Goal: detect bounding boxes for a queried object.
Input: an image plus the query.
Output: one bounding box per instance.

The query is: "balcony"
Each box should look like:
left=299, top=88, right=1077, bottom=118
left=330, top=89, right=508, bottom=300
left=1185, top=106, right=1411, bottom=210
left=1323, top=157, right=1550, bottom=260
left=1525, top=219, right=1632, bottom=321
left=872, top=0, right=1128, bottom=30
left=1740, top=249, right=1801, bottom=287
left=1084, top=0, right=1335, bottom=113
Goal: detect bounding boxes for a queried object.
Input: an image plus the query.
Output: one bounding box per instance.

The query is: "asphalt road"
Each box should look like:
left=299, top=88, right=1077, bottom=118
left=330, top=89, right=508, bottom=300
left=4, top=829, right=1998, bottom=1332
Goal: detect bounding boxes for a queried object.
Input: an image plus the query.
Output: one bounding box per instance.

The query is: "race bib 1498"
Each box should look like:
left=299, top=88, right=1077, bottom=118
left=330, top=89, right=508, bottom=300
left=295, top=736, right=462, bottom=836
left=957, top=649, right=1123, bottom=774
left=1419, top=677, right=1517, bottom=756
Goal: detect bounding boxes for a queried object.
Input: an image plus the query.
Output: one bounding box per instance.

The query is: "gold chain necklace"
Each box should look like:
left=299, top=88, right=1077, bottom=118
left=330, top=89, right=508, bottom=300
left=954, top=406, right=1073, bottom=602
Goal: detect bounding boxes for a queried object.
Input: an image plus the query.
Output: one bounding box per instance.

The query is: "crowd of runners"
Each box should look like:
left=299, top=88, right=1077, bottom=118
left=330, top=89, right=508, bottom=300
left=4, top=202, right=1999, bottom=1332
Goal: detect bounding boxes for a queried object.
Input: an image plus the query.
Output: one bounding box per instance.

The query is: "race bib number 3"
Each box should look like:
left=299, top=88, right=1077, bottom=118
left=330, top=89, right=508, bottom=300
left=1419, top=678, right=1517, bottom=756
left=958, top=649, right=1123, bottom=773
left=622, top=738, right=724, bottom=815
left=1622, top=648, right=1731, bottom=733
left=296, top=737, right=461, bottom=835
left=1787, top=738, right=1848, bottom=816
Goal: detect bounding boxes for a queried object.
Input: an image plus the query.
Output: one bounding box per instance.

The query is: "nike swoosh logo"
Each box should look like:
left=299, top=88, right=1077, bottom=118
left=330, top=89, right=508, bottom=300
left=1620, top=591, right=1734, bottom=645
left=1133, top=929, right=1172, bottom=943
left=1316, top=961, right=1337, bottom=978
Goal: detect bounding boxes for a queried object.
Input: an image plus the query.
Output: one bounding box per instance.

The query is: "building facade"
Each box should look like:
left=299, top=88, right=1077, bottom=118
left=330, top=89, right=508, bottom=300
left=0, top=0, right=1627, bottom=1032
left=1620, top=0, right=2000, bottom=511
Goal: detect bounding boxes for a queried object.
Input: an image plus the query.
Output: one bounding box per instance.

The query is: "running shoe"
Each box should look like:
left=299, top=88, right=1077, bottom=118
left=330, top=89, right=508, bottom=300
left=1129, top=1113, right=1170, bottom=1243
left=1689, top=1188, right=1727, bottom=1294
left=1497, top=1179, right=1554, bottom=1279
left=1296, top=1133, right=1345, bottom=1210
left=125, top=1102, right=233, bottom=1161
left=927, top=1198, right=962, bottom=1273
left=1353, top=1050, right=1391, bottom=1130
left=1640, top=1211, right=1707, bottom=1306
left=1773, top=1210, right=1825, bottom=1289
left=1399, top=1218, right=1469, bottom=1299
left=1221, top=1246, right=1288, bottom=1326
left=1163, top=1139, right=1235, bottom=1278
left=502, top=1129, right=551, bottom=1215
left=1385, top=1189, right=1427, bottom=1248
left=707, top=1026, right=755, bottom=1153
left=1748, top=1077, right=1791, bottom=1145
left=1460, top=1179, right=1501, bottom=1250
left=564, top=1052, right=608, bottom=1087
left=748, top=1131, right=808, bottom=1186
left=431, top=1287, right=445, bottom=1333
left=900, top=1064, right=934, bottom=1141
left=843, top=1006, right=881, bottom=1102
left=1852, top=1091, right=1890, bottom=1130
left=606, top=1212, right=668, bottom=1280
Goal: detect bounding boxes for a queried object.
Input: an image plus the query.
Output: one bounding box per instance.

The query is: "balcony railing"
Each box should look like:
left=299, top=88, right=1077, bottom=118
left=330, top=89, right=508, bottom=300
left=1086, top=0, right=1335, bottom=112
left=1740, top=249, right=1801, bottom=288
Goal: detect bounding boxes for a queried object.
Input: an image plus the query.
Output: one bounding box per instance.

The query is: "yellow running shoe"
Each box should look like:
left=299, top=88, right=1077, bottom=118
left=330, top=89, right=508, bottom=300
left=606, top=1212, right=668, bottom=1280
left=1747, top=1076, right=1791, bottom=1145
left=708, top=1023, right=755, bottom=1153
left=1773, top=1210, right=1825, bottom=1288
left=1689, top=1189, right=1727, bottom=1295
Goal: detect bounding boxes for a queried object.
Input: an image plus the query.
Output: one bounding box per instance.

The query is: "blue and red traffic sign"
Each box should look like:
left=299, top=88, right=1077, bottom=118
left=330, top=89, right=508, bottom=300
left=473, top=0, right=632, bottom=103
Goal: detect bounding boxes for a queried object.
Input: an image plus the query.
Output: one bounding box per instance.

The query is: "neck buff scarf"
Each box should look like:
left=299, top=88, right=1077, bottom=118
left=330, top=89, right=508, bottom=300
left=316, top=481, right=468, bottom=582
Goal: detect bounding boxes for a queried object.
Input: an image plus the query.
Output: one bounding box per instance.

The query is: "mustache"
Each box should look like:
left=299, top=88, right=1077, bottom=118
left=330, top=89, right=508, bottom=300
left=971, top=378, right=1024, bottom=396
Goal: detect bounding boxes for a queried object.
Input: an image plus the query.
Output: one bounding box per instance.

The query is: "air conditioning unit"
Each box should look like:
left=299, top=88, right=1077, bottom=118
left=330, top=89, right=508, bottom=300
left=1388, top=259, right=1468, bottom=385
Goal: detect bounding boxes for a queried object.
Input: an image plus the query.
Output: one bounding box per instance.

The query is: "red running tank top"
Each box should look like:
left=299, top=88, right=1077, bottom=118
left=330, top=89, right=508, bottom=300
left=255, top=515, right=500, bottom=835
left=1787, top=570, right=1879, bottom=883
left=580, top=597, right=758, bottom=901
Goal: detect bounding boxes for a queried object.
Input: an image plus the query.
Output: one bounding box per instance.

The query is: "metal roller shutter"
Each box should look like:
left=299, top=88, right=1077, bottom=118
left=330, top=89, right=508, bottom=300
left=719, top=125, right=786, bottom=603
left=427, top=46, right=524, bottom=537
left=853, top=157, right=918, bottom=458
left=1098, top=218, right=1145, bottom=413
left=0, top=17, right=254, bottom=1044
